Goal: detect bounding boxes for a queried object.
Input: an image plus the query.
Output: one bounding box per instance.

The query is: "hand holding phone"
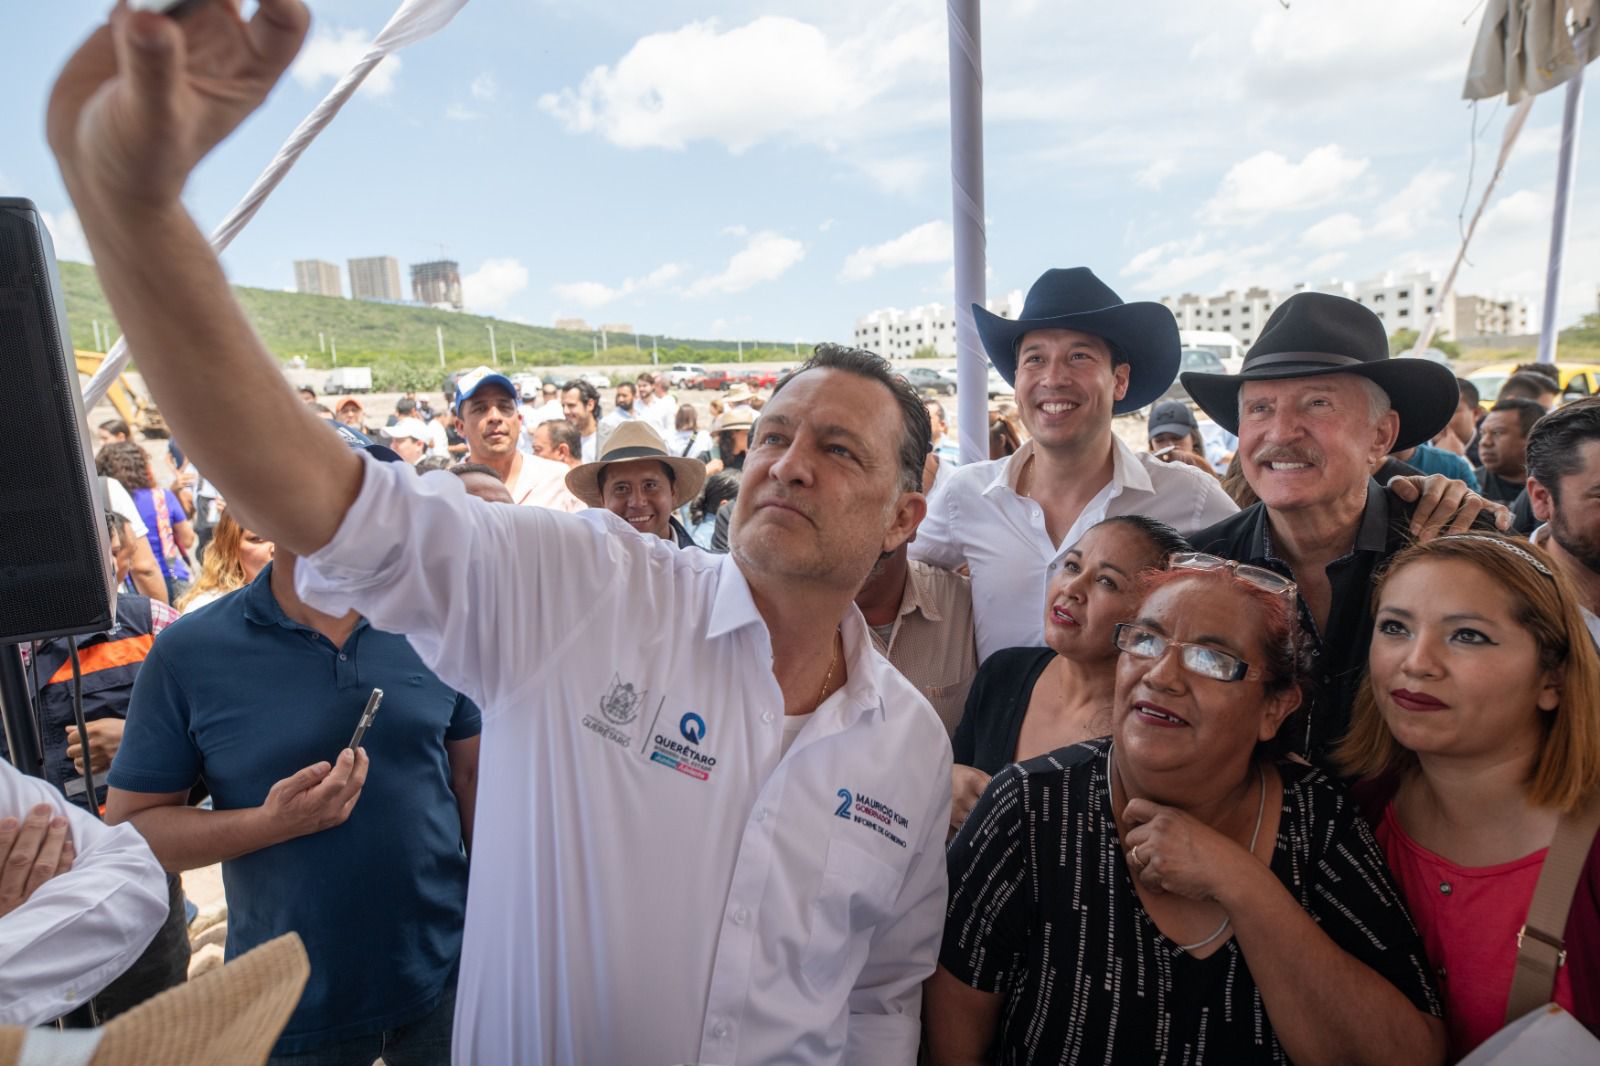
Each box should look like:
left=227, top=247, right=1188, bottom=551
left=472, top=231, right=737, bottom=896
left=349, top=689, right=383, bottom=750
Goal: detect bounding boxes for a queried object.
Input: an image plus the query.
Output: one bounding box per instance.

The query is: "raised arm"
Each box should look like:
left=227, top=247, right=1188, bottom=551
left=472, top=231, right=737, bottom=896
left=48, top=1, right=357, bottom=554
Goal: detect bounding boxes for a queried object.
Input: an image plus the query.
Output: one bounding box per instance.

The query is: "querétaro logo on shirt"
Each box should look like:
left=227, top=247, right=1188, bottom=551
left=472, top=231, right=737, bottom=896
left=835, top=787, right=910, bottom=848
left=581, top=674, right=649, bottom=750
left=680, top=712, right=706, bottom=744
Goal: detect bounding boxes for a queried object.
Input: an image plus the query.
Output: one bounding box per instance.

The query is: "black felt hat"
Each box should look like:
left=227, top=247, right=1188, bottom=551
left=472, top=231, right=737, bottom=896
left=973, top=267, right=1180, bottom=413
left=1180, top=291, right=1457, bottom=451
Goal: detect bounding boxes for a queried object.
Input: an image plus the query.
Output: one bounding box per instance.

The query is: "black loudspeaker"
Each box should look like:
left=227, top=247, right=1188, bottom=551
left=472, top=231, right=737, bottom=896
left=0, top=197, right=113, bottom=643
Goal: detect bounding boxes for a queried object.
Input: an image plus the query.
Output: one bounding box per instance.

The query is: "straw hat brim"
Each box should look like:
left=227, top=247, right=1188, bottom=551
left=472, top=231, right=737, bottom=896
left=566, top=450, right=706, bottom=509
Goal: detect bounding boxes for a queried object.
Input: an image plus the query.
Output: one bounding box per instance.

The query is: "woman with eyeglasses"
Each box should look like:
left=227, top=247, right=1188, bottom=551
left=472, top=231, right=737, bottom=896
left=1337, top=534, right=1600, bottom=1057
left=928, top=556, right=1445, bottom=1065
left=948, top=515, right=1189, bottom=833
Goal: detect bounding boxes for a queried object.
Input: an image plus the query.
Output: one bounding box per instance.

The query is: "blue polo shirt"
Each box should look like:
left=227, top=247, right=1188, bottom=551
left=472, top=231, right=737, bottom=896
left=109, top=564, right=479, bottom=1054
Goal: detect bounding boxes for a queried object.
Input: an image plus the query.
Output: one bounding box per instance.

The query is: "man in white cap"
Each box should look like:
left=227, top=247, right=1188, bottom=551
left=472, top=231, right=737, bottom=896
left=565, top=422, right=704, bottom=548
left=384, top=416, right=430, bottom=466
left=48, top=10, right=951, bottom=1064
left=910, top=267, right=1239, bottom=662
left=454, top=367, right=585, bottom=513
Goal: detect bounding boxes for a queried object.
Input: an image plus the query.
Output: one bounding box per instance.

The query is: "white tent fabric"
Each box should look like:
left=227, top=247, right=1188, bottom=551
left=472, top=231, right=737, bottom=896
left=1465, top=0, right=1597, bottom=103
left=83, top=0, right=471, bottom=409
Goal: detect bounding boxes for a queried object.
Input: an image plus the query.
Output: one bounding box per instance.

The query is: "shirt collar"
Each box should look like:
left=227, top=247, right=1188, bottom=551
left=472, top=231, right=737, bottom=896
left=241, top=562, right=369, bottom=637
left=707, top=553, right=764, bottom=639
left=984, top=435, right=1150, bottom=500
left=896, top=560, right=944, bottom=624
left=1261, top=478, right=1390, bottom=564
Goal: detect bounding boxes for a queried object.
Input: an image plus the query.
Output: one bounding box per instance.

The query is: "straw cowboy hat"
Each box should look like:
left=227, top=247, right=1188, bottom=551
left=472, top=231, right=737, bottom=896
left=711, top=406, right=757, bottom=433
left=566, top=421, right=706, bottom=509
left=973, top=266, right=1181, bottom=413
left=0, top=934, right=308, bottom=1066
left=1180, top=291, right=1457, bottom=451
left=722, top=383, right=757, bottom=406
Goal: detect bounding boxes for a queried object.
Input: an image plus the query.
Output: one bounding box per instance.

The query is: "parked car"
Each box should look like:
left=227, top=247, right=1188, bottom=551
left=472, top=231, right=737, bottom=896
left=902, top=366, right=956, bottom=395
left=580, top=371, right=612, bottom=389
left=687, top=370, right=735, bottom=391
left=1162, top=348, right=1226, bottom=402
left=1467, top=361, right=1600, bottom=410
left=986, top=367, right=1014, bottom=399
left=667, top=363, right=708, bottom=387
left=510, top=372, right=543, bottom=401
left=739, top=369, right=780, bottom=390
left=322, top=367, right=373, bottom=395
left=936, top=367, right=960, bottom=387
left=1179, top=330, right=1246, bottom=375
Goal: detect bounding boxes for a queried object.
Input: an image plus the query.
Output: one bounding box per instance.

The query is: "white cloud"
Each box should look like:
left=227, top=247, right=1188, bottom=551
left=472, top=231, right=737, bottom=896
left=840, top=220, right=952, bottom=281
left=721, top=224, right=749, bottom=238
left=1200, top=145, right=1370, bottom=225
left=1301, top=213, right=1363, bottom=250
left=1481, top=188, right=1550, bottom=233
left=687, top=232, right=805, bottom=296
left=552, top=261, right=685, bottom=310
left=471, top=73, right=498, bottom=103
left=536, top=15, right=936, bottom=154
left=1371, top=167, right=1456, bottom=240
left=43, top=209, right=90, bottom=264
left=819, top=218, right=835, bottom=232
left=855, top=157, right=931, bottom=195
left=446, top=104, right=484, bottom=122
left=462, top=258, right=529, bottom=313
left=1134, top=158, right=1178, bottom=191
left=290, top=27, right=400, bottom=97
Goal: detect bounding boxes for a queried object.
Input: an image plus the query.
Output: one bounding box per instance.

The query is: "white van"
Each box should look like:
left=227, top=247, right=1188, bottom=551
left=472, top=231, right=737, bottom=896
left=322, top=367, right=373, bottom=395
left=1178, top=330, right=1245, bottom=374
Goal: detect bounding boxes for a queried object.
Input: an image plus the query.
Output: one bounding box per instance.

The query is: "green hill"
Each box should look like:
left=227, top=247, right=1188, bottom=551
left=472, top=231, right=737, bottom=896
left=58, top=261, right=809, bottom=392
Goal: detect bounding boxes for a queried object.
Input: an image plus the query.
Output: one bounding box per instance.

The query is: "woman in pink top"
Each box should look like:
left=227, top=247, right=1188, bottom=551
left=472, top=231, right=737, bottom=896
left=1339, top=533, right=1600, bottom=1059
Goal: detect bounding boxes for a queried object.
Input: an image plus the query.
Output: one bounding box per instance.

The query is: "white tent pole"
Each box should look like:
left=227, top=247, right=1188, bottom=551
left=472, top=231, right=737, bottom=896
left=947, top=0, right=988, bottom=465
left=1411, top=97, right=1534, bottom=355
left=1537, top=26, right=1592, bottom=365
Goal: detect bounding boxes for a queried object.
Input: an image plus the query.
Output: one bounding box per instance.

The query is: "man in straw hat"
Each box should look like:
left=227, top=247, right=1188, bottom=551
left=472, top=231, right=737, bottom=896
left=47, top=11, right=951, bottom=1064
left=911, top=267, right=1239, bottom=662
left=564, top=422, right=704, bottom=548
left=1183, top=291, right=1509, bottom=765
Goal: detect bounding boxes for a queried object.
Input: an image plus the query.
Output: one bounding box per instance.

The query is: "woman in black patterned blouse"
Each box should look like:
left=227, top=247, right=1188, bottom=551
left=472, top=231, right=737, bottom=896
left=927, top=557, right=1446, bottom=1065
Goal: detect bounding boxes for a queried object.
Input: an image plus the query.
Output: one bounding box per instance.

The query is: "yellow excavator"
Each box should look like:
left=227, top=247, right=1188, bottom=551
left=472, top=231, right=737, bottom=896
left=75, top=349, right=168, bottom=438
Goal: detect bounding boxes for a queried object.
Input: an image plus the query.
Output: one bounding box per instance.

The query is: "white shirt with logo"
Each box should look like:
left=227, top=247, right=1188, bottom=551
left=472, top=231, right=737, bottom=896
left=296, top=456, right=952, bottom=1065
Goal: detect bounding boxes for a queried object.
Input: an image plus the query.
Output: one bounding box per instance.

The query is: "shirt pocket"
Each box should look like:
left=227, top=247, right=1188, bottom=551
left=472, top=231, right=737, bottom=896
left=801, top=833, right=905, bottom=992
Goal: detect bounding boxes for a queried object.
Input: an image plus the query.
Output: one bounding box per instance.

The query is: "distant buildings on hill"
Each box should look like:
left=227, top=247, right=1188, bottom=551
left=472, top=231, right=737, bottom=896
left=292, top=254, right=461, bottom=310
left=410, top=260, right=464, bottom=310
left=292, top=259, right=341, bottom=298
left=349, top=256, right=403, bottom=302
left=852, top=291, right=1025, bottom=358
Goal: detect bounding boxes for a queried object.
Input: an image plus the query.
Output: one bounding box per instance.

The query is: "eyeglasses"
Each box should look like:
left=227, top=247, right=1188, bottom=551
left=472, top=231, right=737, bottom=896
left=1170, top=552, right=1296, bottom=597
left=1113, top=622, right=1254, bottom=683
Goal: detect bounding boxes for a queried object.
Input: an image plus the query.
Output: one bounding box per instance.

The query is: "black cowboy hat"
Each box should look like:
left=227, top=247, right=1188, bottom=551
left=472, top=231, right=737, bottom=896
left=1180, top=291, right=1456, bottom=451
left=973, top=267, right=1180, bottom=414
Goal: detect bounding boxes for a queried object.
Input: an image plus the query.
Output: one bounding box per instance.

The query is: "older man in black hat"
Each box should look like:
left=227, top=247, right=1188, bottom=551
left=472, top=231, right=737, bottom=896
left=912, top=267, right=1238, bottom=662
left=1183, top=292, right=1505, bottom=765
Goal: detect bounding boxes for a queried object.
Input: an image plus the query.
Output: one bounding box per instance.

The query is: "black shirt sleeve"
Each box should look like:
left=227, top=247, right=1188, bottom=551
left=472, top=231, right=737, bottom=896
left=959, top=647, right=1056, bottom=776
left=941, top=761, right=1033, bottom=994
left=1298, top=774, right=1443, bottom=1019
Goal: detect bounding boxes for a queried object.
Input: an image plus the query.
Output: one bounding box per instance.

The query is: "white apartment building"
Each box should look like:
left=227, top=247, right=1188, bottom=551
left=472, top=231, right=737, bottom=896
left=853, top=290, right=1026, bottom=358
left=293, top=259, right=342, bottom=298
left=1161, top=270, right=1536, bottom=346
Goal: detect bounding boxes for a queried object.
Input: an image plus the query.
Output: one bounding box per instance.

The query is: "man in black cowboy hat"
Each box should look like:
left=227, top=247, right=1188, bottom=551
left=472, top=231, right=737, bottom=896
left=912, top=267, right=1238, bottom=662
left=1184, top=291, right=1507, bottom=765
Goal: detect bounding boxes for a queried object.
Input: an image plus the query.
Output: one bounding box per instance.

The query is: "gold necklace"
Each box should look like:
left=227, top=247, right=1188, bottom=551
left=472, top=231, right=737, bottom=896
left=816, top=632, right=839, bottom=708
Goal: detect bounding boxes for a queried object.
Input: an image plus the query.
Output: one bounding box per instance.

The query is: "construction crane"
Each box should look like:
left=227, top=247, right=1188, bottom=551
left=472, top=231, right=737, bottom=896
left=75, top=350, right=168, bottom=438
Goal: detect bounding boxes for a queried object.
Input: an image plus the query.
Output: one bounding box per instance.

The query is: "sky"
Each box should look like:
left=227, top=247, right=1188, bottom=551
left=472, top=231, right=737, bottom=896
left=8, top=0, right=1600, bottom=344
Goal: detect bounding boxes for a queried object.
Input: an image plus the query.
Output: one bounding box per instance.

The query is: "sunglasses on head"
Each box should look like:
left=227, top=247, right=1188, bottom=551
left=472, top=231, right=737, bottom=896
left=1170, top=552, right=1297, bottom=597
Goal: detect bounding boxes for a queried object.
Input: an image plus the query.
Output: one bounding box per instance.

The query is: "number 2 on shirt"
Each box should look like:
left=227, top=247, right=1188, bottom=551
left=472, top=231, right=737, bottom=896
left=834, top=788, right=852, bottom=819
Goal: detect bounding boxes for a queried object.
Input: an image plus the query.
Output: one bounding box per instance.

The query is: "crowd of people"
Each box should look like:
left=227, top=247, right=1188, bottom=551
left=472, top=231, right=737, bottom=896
left=4, top=3, right=1600, bottom=1063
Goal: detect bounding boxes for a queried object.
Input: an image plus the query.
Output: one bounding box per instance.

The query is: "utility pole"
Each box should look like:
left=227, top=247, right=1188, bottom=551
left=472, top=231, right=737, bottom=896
left=318, top=331, right=326, bottom=354
left=601, top=328, right=608, bottom=351
left=737, top=339, right=743, bottom=362
left=592, top=334, right=598, bottom=358
left=436, top=325, right=446, bottom=369
left=331, top=336, right=338, bottom=366
left=487, top=324, right=498, bottom=366
left=92, top=320, right=103, bottom=350
left=652, top=336, right=659, bottom=362
left=509, top=340, right=517, bottom=366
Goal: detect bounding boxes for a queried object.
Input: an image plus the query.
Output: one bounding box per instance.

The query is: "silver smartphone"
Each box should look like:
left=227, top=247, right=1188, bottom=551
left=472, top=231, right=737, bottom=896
left=349, top=688, right=383, bottom=750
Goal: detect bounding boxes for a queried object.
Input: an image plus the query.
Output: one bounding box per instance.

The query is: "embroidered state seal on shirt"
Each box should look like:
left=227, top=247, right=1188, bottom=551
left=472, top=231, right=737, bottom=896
left=583, top=674, right=646, bottom=749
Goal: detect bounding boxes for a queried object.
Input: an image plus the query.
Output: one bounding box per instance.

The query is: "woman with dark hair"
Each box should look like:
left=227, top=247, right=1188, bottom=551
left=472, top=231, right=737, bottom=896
left=948, top=515, right=1189, bottom=831
left=1339, top=533, right=1600, bottom=1056
left=930, top=558, right=1446, bottom=1065
left=989, top=412, right=1022, bottom=459
left=671, top=404, right=713, bottom=463
left=96, top=441, right=194, bottom=602
left=688, top=470, right=740, bottom=551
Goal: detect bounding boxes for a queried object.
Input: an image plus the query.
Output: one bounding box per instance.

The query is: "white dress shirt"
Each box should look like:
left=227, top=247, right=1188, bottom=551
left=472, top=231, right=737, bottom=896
left=0, top=761, right=168, bottom=1025
left=296, top=457, right=952, bottom=1065
left=501, top=453, right=586, bottom=512
left=639, top=391, right=680, bottom=438
left=911, top=435, right=1238, bottom=662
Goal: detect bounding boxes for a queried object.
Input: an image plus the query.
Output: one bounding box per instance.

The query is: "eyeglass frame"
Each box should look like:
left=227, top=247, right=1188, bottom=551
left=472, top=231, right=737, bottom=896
left=1112, top=622, right=1258, bottom=683
left=1169, top=552, right=1297, bottom=598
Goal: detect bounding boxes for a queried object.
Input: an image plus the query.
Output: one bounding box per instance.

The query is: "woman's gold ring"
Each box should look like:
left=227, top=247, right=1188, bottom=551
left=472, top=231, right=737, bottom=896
left=1130, top=844, right=1142, bottom=866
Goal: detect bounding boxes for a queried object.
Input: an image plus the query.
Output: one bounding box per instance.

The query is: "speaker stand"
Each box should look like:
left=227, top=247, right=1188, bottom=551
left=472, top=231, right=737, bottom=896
left=0, top=643, right=44, bottom=777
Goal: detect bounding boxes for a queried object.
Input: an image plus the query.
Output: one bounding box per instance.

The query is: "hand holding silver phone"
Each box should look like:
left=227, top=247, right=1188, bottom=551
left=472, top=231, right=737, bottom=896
left=129, top=0, right=206, bottom=15
left=349, top=688, right=383, bottom=750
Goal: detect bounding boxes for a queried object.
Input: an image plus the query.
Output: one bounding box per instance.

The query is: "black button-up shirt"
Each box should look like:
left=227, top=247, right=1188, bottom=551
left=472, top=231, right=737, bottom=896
left=1190, top=479, right=1410, bottom=768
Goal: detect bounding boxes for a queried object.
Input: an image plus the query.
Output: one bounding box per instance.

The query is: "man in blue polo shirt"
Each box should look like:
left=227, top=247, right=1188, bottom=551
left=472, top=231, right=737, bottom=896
left=105, top=428, right=479, bottom=1065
